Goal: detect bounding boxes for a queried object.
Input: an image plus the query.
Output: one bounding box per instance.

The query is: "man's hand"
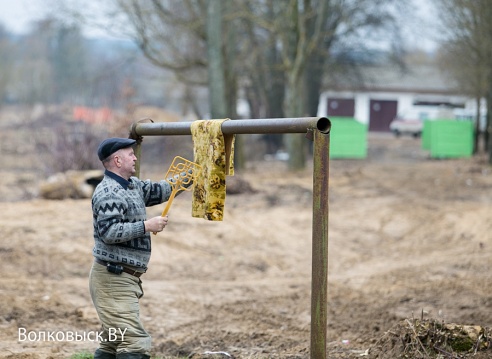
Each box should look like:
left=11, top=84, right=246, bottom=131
left=144, top=215, right=169, bottom=233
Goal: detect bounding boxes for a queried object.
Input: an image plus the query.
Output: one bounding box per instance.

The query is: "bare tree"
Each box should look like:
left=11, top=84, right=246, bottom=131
left=236, top=0, right=407, bottom=169
left=108, top=0, right=248, bottom=165
left=206, top=0, right=227, bottom=119
left=437, top=0, right=491, bottom=157
left=281, top=0, right=331, bottom=169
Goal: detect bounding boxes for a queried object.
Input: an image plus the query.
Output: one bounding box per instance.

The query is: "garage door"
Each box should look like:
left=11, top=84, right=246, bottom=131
left=369, top=100, right=397, bottom=132
left=327, top=98, right=355, bottom=117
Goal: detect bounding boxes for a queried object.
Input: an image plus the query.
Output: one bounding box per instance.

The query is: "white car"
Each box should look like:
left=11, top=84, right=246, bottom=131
left=389, top=116, right=423, bottom=138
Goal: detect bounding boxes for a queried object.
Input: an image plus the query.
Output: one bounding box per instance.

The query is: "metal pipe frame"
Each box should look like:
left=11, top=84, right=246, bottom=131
left=130, top=117, right=330, bottom=136
left=129, top=117, right=331, bottom=359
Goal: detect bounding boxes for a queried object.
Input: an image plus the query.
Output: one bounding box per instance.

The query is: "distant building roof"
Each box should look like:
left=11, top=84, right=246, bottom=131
left=325, top=61, right=462, bottom=96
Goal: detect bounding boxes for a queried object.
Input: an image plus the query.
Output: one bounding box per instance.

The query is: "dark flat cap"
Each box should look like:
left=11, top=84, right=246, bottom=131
left=97, top=137, right=136, bottom=161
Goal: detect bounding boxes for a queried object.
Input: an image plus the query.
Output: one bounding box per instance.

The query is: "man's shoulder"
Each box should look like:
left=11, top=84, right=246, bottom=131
left=92, top=177, right=122, bottom=200
left=94, top=175, right=115, bottom=190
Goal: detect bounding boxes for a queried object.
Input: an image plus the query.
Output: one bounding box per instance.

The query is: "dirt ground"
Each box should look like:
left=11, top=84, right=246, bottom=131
left=1, top=116, right=492, bottom=358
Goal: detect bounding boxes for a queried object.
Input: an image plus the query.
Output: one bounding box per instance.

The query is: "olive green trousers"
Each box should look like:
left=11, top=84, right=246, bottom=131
left=89, top=262, right=151, bottom=356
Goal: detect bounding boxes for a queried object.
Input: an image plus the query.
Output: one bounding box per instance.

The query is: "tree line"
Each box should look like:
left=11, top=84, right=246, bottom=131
left=56, top=0, right=409, bottom=170
left=0, top=18, right=172, bottom=110
left=3, top=0, right=491, bottom=166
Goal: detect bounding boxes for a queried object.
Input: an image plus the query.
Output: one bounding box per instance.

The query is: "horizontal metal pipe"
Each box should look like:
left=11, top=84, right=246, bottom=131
left=130, top=117, right=331, bottom=137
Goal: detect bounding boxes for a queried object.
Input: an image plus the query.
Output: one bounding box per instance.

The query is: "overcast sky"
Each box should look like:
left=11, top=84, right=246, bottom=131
left=0, top=0, right=39, bottom=33
left=0, top=0, right=439, bottom=51
left=0, top=0, right=110, bottom=38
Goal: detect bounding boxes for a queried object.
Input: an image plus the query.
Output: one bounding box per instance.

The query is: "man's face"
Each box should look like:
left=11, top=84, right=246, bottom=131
left=114, top=147, right=137, bottom=179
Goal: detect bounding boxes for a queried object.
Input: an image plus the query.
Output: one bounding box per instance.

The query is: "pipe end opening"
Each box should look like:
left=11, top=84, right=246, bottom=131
left=317, top=117, right=331, bottom=134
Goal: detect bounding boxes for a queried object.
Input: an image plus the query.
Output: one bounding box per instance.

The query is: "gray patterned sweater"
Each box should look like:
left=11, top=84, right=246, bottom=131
left=92, top=170, right=173, bottom=270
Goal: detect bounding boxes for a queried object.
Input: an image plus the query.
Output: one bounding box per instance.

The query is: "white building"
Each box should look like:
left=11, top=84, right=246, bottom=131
left=317, top=61, right=481, bottom=131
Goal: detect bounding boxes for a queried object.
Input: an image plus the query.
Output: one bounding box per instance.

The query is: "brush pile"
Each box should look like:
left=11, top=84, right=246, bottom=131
left=369, top=317, right=492, bottom=358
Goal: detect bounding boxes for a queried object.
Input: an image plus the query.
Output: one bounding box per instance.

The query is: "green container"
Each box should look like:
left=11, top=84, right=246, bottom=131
left=329, top=117, right=367, bottom=159
left=422, top=120, right=432, bottom=150
left=422, top=119, right=473, bottom=158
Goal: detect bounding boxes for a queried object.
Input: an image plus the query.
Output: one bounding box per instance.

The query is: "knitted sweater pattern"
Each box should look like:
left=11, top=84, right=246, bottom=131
left=92, top=171, right=172, bottom=269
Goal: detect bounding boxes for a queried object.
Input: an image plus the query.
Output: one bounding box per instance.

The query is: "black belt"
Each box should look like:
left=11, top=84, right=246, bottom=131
left=95, top=258, right=145, bottom=278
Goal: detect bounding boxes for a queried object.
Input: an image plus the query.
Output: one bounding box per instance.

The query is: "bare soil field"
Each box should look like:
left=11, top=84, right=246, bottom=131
left=1, top=115, right=492, bottom=358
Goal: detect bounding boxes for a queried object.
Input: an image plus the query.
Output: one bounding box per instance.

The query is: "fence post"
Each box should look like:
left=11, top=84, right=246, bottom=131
left=310, top=129, right=330, bottom=359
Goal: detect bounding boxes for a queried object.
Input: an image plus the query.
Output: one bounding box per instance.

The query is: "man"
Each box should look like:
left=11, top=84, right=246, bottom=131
left=90, top=137, right=178, bottom=359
